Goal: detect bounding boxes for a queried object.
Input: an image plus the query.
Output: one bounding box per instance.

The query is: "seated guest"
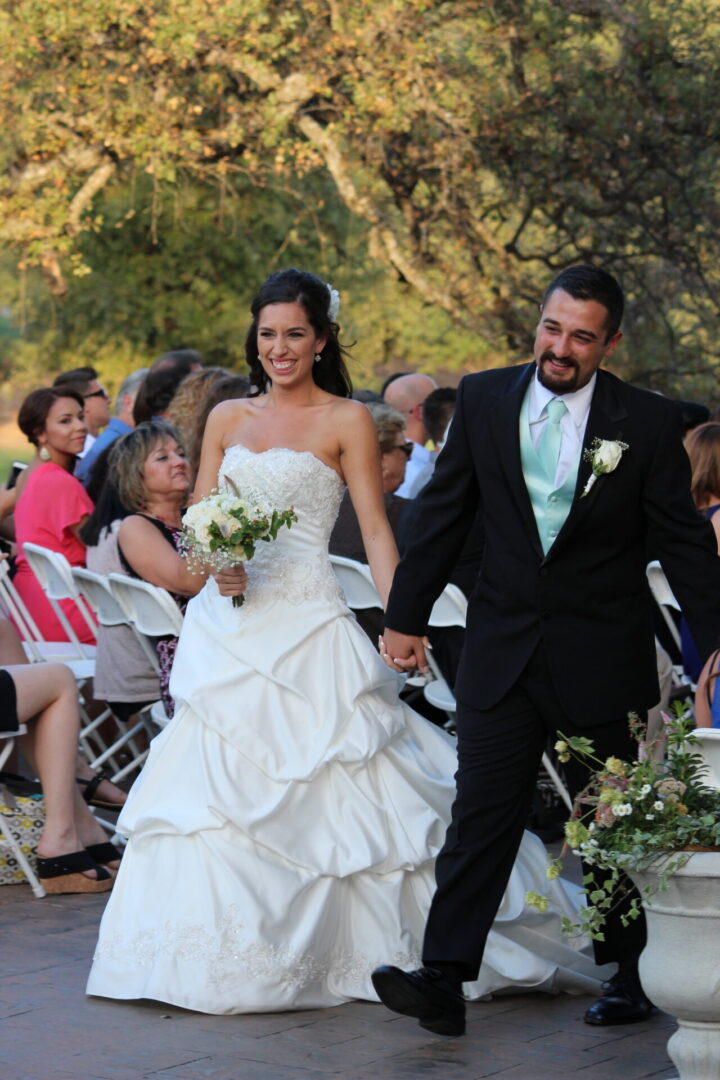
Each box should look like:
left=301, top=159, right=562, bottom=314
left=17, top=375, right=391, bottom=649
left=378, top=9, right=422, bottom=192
left=330, top=402, right=410, bottom=641
left=680, top=422, right=720, bottom=682
left=423, top=386, right=457, bottom=452
left=108, top=421, right=206, bottom=717
left=53, top=366, right=111, bottom=460
left=75, top=368, right=147, bottom=486
left=1, top=657, right=121, bottom=893
left=166, top=366, right=232, bottom=474
left=695, top=649, right=720, bottom=728
left=383, top=372, right=438, bottom=497
left=13, top=387, right=96, bottom=644
left=80, top=478, right=161, bottom=721
left=184, top=374, right=251, bottom=480
left=132, top=349, right=203, bottom=425
left=0, top=614, right=126, bottom=812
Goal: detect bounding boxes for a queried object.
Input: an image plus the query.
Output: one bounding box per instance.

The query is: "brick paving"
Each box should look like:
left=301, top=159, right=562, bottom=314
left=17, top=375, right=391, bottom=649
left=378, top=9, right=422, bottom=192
left=0, top=884, right=676, bottom=1080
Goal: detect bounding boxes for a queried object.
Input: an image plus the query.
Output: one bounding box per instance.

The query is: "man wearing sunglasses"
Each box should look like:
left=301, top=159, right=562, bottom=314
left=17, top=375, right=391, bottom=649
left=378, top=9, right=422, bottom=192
left=53, top=366, right=111, bottom=460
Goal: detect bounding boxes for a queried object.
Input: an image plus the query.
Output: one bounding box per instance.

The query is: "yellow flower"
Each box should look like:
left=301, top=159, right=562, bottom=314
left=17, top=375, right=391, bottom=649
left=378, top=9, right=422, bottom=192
left=526, top=891, right=550, bottom=912
left=554, top=739, right=570, bottom=763
left=605, top=756, right=626, bottom=777
left=546, top=863, right=561, bottom=880
left=675, top=803, right=689, bottom=815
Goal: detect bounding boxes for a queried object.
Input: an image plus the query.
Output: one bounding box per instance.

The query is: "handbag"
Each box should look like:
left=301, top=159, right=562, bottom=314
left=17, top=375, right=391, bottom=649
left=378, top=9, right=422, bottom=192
left=0, top=776, right=45, bottom=886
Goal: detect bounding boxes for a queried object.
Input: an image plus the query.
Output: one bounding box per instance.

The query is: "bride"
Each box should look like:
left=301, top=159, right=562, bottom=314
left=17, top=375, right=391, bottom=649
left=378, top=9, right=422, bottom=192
left=87, top=269, right=602, bottom=1015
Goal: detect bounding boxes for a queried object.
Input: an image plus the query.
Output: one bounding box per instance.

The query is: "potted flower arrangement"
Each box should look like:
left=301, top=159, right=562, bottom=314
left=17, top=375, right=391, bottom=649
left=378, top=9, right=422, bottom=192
left=531, top=707, right=720, bottom=1080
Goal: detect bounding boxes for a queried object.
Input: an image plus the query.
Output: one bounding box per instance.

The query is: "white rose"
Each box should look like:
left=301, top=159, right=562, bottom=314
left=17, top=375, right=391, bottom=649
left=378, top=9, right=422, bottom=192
left=594, top=440, right=624, bottom=472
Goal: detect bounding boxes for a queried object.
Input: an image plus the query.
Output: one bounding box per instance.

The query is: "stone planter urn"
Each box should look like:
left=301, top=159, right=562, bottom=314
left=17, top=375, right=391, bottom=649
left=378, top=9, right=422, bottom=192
left=630, top=852, right=720, bottom=1080
left=694, top=729, right=720, bottom=790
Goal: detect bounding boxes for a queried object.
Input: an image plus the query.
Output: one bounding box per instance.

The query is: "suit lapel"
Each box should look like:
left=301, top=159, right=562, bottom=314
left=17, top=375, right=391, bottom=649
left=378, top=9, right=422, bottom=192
left=549, top=370, right=630, bottom=557
left=489, top=363, right=543, bottom=556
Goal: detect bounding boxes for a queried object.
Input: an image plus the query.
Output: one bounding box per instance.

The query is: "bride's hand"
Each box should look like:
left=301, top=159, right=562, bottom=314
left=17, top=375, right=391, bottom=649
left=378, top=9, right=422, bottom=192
left=213, top=564, right=248, bottom=598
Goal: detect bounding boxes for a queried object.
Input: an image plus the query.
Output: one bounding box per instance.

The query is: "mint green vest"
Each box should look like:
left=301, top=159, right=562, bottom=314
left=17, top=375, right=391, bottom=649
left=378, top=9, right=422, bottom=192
left=519, top=390, right=580, bottom=554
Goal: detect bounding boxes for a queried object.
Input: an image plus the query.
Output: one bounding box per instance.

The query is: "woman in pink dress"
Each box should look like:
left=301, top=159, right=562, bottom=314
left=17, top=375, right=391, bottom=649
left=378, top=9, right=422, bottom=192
left=13, top=386, right=96, bottom=644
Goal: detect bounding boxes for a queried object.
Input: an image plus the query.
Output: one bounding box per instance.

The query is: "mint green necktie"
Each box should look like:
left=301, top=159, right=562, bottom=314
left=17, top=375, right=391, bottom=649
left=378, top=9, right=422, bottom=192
left=536, top=398, right=568, bottom=481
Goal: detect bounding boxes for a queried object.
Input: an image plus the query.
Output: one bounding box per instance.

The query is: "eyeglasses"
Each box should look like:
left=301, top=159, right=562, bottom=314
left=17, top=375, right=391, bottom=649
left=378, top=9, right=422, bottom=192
left=83, top=389, right=109, bottom=400
left=392, top=441, right=414, bottom=459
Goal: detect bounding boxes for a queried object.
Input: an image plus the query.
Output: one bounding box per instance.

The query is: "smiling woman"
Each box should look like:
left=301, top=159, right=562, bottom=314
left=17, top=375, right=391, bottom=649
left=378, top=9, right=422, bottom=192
left=11, top=386, right=96, bottom=644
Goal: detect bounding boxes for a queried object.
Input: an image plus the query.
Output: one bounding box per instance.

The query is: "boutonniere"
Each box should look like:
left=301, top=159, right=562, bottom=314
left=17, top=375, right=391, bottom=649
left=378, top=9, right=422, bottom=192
left=581, top=437, right=628, bottom=498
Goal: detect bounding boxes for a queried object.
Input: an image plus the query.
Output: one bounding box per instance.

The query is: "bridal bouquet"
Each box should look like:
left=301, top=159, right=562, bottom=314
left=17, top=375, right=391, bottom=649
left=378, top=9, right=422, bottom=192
left=181, top=480, right=297, bottom=607
left=527, top=705, right=720, bottom=939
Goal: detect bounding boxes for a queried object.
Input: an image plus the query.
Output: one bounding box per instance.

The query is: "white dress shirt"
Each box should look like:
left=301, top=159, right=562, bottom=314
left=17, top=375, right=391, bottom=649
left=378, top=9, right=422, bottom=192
left=396, top=441, right=437, bottom=498
left=527, top=369, right=596, bottom=490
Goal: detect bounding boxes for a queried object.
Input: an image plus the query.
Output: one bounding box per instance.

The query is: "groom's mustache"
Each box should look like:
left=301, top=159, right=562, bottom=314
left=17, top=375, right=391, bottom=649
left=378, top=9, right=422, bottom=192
left=540, top=351, right=578, bottom=371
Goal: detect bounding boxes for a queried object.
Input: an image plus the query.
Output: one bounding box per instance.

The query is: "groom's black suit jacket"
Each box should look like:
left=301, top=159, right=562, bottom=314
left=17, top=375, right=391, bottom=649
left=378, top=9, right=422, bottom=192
left=385, top=363, right=720, bottom=727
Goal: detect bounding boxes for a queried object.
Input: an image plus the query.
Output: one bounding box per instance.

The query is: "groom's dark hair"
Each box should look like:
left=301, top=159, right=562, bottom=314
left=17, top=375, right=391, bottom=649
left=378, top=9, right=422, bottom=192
left=542, top=265, right=624, bottom=341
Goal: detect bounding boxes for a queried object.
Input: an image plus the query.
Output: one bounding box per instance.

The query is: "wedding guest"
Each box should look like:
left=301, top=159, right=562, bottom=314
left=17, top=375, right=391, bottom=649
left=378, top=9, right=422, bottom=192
left=1, top=659, right=119, bottom=892
left=108, top=421, right=206, bottom=717
left=0, top=614, right=126, bottom=814
left=679, top=422, right=720, bottom=682
left=53, top=367, right=111, bottom=460
left=75, top=368, right=148, bottom=486
left=383, top=372, right=438, bottom=497
left=330, top=402, right=410, bottom=642
left=13, top=387, right=95, bottom=644
left=132, top=350, right=203, bottom=425
left=695, top=649, right=720, bottom=727
left=184, top=373, right=251, bottom=480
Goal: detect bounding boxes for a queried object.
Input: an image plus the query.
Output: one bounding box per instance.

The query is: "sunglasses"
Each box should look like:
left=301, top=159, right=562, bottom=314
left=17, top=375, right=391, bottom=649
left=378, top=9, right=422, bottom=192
left=393, top=441, right=414, bottom=459
left=83, top=389, right=109, bottom=400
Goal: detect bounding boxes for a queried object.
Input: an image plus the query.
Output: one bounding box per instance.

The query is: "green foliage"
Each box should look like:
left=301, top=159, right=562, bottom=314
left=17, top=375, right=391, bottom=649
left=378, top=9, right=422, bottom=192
left=2, top=0, right=720, bottom=395
left=531, top=702, right=720, bottom=939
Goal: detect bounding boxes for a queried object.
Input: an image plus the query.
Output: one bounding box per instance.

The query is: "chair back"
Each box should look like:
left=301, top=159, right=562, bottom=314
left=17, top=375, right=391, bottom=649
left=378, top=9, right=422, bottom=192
left=22, top=543, right=97, bottom=647
left=329, top=555, right=382, bottom=610
left=428, top=584, right=467, bottom=629
left=71, top=568, right=128, bottom=628
left=107, top=573, right=184, bottom=638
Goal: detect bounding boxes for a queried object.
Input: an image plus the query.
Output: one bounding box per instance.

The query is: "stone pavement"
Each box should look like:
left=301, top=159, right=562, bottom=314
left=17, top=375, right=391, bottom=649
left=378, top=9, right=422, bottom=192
left=1, top=884, right=676, bottom=1080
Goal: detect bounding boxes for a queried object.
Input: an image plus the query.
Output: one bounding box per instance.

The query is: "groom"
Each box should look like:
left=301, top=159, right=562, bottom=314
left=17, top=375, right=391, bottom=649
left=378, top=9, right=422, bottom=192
left=372, top=265, right=720, bottom=1036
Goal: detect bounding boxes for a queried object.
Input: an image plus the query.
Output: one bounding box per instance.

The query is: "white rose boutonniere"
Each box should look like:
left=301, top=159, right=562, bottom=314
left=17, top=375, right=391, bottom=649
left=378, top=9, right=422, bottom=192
left=581, top=437, right=628, bottom=498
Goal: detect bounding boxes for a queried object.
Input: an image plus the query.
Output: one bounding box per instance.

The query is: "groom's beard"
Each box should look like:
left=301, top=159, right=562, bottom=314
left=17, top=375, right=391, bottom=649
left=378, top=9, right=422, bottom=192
left=536, top=351, right=581, bottom=394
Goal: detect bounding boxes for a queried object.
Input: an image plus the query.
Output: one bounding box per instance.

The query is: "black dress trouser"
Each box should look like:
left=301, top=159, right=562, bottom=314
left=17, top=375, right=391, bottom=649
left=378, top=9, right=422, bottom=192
left=422, top=643, right=647, bottom=979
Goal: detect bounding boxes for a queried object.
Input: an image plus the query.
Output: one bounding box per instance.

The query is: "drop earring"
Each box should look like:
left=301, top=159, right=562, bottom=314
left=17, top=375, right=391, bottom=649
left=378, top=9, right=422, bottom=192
left=39, top=445, right=51, bottom=462
left=314, top=353, right=322, bottom=364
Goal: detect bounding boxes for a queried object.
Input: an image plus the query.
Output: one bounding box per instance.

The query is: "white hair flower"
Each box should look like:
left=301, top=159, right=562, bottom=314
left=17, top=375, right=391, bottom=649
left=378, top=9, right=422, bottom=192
left=325, top=283, right=340, bottom=321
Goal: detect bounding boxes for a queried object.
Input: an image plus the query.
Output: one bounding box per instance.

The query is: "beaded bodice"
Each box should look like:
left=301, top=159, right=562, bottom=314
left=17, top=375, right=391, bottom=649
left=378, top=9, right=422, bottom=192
left=217, top=445, right=346, bottom=609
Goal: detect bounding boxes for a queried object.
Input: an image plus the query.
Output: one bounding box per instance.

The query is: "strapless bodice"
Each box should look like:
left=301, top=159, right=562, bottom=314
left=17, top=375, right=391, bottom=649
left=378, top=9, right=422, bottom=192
left=216, top=445, right=346, bottom=609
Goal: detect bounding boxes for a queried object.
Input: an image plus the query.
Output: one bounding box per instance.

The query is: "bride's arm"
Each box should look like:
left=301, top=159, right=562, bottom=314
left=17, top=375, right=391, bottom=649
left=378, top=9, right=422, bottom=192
left=339, top=404, right=399, bottom=608
left=192, top=402, right=236, bottom=503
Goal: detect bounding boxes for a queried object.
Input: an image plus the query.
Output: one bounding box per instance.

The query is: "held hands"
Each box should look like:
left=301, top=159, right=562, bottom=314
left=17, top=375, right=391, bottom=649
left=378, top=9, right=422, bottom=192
left=213, top=564, right=248, bottom=599
left=378, top=628, right=430, bottom=675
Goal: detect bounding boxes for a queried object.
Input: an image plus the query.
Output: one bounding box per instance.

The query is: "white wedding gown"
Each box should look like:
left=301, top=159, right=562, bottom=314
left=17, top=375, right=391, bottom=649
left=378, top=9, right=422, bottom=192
left=87, top=446, right=604, bottom=1015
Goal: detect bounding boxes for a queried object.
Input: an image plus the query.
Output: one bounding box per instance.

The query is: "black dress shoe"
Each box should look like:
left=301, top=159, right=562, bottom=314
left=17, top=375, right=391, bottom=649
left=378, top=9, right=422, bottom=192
left=584, top=969, right=655, bottom=1026
left=371, top=965, right=465, bottom=1036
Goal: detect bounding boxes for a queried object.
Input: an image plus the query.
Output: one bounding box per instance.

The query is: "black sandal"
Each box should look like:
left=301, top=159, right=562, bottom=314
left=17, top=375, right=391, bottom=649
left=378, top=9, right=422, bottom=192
left=76, top=768, right=126, bottom=810
left=36, top=850, right=113, bottom=894
left=85, top=842, right=123, bottom=866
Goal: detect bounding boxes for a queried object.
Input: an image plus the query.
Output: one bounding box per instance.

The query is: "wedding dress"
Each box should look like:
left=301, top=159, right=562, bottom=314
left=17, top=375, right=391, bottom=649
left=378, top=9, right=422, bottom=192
left=87, top=446, right=603, bottom=1015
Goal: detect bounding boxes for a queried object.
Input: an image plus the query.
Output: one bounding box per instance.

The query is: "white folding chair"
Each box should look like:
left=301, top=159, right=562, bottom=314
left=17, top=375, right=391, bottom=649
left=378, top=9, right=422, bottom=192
left=21, top=543, right=98, bottom=659
left=0, top=728, right=45, bottom=897
left=646, top=559, right=695, bottom=693
left=0, top=560, right=95, bottom=679
left=107, top=574, right=184, bottom=640
left=71, top=568, right=166, bottom=781
left=0, top=555, right=120, bottom=768
left=329, top=554, right=383, bottom=611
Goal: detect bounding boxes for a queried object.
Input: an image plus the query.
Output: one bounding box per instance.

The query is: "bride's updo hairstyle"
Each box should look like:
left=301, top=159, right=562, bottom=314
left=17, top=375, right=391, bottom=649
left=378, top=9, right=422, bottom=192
left=245, top=268, right=352, bottom=398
